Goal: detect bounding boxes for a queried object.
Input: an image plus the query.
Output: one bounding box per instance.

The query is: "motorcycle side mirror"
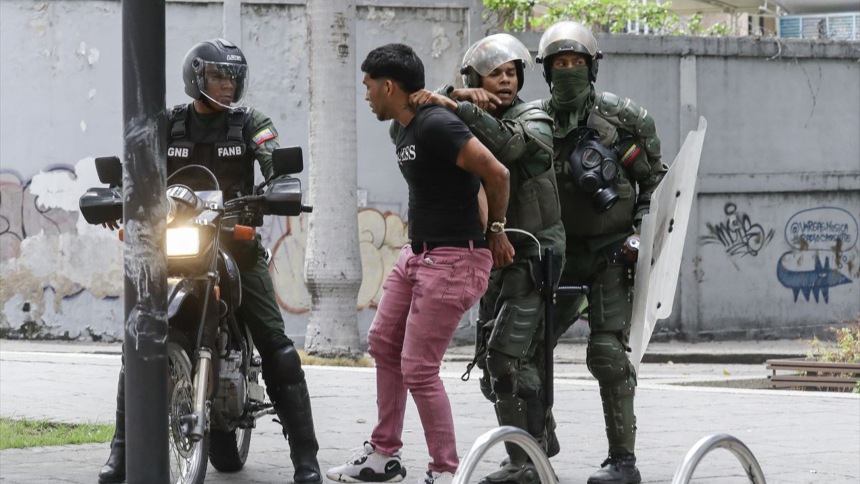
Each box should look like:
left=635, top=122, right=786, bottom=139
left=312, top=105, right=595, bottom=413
left=79, top=187, right=123, bottom=225
left=272, top=147, right=303, bottom=176
left=95, top=156, right=122, bottom=187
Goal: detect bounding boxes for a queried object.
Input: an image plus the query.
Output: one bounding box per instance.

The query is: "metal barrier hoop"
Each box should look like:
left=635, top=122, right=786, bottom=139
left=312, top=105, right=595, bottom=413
left=672, top=433, right=766, bottom=484
left=454, top=426, right=556, bottom=484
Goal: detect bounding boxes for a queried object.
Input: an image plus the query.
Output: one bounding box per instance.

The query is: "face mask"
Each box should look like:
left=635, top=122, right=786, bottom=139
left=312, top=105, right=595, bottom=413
left=551, top=66, right=592, bottom=112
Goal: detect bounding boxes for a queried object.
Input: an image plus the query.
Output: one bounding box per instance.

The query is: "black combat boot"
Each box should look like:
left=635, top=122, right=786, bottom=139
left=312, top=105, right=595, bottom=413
left=98, top=368, right=126, bottom=484
left=587, top=453, right=641, bottom=484
left=269, top=381, right=322, bottom=484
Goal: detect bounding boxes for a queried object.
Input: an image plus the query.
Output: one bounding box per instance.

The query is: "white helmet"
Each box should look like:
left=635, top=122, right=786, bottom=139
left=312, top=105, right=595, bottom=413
left=460, top=33, right=534, bottom=91
left=536, top=21, right=602, bottom=84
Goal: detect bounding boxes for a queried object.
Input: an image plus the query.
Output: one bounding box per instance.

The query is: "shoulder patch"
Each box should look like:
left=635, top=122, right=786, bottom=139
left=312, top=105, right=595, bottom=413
left=252, top=128, right=276, bottom=145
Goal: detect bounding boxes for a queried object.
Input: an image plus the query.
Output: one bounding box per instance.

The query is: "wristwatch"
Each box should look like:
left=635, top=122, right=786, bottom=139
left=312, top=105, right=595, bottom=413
left=488, top=218, right=506, bottom=234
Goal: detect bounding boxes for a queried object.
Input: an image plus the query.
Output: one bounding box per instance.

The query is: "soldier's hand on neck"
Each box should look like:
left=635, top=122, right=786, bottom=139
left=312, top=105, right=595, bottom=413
left=449, top=88, right=501, bottom=113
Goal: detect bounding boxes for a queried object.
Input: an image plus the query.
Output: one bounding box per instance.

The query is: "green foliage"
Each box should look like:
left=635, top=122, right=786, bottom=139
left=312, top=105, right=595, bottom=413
left=483, top=0, right=731, bottom=36
left=807, top=321, right=860, bottom=365
left=806, top=318, right=860, bottom=394
left=0, top=418, right=113, bottom=449
left=299, top=349, right=374, bottom=367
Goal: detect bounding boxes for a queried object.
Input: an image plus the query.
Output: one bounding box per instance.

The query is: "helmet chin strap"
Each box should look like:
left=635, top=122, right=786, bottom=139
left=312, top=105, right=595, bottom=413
left=199, top=93, right=233, bottom=111
left=200, top=96, right=215, bottom=110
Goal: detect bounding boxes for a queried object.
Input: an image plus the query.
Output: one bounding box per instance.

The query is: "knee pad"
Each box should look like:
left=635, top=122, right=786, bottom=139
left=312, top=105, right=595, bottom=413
left=262, top=343, right=305, bottom=387
left=589, top=266, right=633, bottom=333
left=587, top=332, right=632, bottom=383
left=486, top=350, right=517, bottom=395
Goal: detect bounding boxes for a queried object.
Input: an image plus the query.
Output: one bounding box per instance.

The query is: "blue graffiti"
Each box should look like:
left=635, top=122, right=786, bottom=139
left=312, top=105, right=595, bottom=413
left=777, top=252, right=851, bottom=303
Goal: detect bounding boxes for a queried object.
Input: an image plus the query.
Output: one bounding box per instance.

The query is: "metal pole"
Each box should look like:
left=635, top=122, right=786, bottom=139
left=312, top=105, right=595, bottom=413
left=122, top=0, right=169, bottom=482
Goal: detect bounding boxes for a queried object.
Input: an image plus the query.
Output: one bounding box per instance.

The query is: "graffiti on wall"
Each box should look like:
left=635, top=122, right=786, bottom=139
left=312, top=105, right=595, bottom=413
left=2, top=163, right=411, bottom=337
left=700, top=202, right=774, bottom=258
left=267, top=208, right=409, bottom=314
left=777, top=206, right=857, bottom=303
left=0, top=170, right=79, bottom=262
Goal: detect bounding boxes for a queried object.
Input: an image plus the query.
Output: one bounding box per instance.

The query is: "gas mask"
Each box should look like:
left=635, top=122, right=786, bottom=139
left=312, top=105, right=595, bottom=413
left=569, top=130, right=620, bottom=212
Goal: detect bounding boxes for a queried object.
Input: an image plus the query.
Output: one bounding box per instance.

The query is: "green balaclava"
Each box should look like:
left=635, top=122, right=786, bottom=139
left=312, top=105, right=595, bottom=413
left=550, top=66, right=595, bottom=123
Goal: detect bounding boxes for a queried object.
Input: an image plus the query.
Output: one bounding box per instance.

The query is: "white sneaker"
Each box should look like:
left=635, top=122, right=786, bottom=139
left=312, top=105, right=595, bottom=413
left=326, top=441, right=407, bottom=483
left=418, top=470, right=454, bottom=484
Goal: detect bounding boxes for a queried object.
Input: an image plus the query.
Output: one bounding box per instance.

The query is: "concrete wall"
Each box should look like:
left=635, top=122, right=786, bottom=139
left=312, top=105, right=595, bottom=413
left=0, top=0, right=483, bottom=343
left=515, top=33, right=860, bottom=339
left=1, top=1, right=858, bottom=343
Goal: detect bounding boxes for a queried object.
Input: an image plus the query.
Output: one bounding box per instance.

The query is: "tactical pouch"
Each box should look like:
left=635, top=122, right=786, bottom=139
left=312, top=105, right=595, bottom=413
left=507, top=165, right=562, bottom=242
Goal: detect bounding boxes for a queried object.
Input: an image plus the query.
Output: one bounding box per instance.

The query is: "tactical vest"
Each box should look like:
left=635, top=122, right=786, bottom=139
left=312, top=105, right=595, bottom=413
left=550, top=92, right=658, bottom=239
left=166, top=104, right=256, bottom=201
left=502, top=101, right=562, bottom=245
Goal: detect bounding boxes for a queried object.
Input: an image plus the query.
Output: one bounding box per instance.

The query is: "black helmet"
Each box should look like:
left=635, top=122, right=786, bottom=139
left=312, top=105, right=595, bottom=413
left=535, top=21, right=602, bottom=84
left=182, top=38, right=248, bottom=108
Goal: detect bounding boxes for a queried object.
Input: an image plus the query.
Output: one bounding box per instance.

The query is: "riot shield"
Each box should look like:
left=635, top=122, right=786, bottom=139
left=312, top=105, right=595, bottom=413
left=629, top=117, right=708, bottom=374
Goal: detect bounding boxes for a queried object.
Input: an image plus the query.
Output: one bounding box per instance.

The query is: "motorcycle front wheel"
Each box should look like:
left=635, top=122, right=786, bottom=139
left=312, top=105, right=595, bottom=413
left=168, top=342, right=209, bottom=484
left=209, top=426, right=252, bottom=472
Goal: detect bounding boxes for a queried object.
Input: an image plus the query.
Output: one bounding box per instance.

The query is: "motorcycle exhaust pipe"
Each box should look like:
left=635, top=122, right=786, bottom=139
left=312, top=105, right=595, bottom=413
left=187, top=347, right=213, bottom=442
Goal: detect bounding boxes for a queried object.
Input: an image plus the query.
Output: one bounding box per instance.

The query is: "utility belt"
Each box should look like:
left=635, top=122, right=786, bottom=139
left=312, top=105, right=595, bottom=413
left=410, top=239, right=489, bottom=255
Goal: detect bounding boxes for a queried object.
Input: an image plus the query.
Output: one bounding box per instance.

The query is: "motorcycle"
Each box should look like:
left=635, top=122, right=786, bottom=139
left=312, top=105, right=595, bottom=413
left=79, top=147, right=311, bottom=483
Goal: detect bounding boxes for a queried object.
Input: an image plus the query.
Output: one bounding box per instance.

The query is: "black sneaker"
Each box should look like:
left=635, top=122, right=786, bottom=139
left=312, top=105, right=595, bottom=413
left=587, top=453, right=641, bottom=484
left=326, top=442, right=407, bottom=483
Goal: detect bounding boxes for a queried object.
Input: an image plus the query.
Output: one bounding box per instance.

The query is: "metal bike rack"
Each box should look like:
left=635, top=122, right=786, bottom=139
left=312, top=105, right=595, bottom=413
left=672, top=433, right=767, bottom=484
left=454, top=426, right=556, bottom=484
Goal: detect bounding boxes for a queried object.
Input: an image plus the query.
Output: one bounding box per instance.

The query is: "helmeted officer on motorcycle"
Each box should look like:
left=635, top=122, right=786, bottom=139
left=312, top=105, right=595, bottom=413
left=98, top=38, right=322, bottom=484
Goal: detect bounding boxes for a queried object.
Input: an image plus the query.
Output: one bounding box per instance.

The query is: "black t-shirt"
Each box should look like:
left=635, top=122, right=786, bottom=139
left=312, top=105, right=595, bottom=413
left=394, top=105, right=482, bottom=241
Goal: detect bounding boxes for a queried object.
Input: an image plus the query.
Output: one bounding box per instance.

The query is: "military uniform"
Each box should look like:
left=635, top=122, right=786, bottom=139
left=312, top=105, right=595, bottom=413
left=165, top=104, right=292, bottom=356
left=100, top=107, right=321, bottom=484
left=453, top=95, right=566, bottom=483
left=545, top=91, right=666, bottom=459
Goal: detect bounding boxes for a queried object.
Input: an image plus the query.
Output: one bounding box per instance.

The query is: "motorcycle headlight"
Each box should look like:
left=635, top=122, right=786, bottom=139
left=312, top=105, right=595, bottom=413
left=166, top=227, right=200, bottom=257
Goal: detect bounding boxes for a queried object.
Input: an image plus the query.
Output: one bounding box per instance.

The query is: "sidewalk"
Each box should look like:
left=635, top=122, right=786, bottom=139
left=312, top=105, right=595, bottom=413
left=1, top=339, right=857, bottom=483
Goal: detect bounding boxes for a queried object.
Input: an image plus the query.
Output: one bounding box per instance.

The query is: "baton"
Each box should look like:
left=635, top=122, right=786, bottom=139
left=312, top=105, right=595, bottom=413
left=542, top=247, right=588, bottom=410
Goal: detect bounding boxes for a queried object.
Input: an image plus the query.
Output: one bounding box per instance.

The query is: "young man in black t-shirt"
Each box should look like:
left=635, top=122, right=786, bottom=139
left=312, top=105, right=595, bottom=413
left=326, top=43, right=510, bottom=484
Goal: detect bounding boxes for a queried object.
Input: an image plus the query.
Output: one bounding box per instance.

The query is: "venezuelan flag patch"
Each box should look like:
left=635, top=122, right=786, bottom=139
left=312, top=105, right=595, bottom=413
left=620, top=144, right=641, bottom=168
left=252, top=128, right=276, bottom=145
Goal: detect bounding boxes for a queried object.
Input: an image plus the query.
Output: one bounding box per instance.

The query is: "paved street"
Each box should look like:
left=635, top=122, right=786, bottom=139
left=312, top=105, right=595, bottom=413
left=1, top=340, right=858, bottom=483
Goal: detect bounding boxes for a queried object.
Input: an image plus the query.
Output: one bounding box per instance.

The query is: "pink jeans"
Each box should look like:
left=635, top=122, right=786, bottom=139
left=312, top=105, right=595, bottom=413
left=368, top=244, right=492, bottom=474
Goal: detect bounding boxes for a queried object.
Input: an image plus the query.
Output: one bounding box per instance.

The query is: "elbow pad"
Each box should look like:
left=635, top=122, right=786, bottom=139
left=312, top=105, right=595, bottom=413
left=455, top=101, right=526, bottom=163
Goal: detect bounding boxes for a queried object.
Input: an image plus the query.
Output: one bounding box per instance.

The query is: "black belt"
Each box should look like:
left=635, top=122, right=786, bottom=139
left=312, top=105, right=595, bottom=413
left=411, top=239, right=489, bottom=254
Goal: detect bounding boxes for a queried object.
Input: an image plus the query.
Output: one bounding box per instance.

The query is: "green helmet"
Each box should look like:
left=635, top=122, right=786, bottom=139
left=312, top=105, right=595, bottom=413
left=535, top=21, right=602, bottom=84
left=460, top=33, right=534, bottom=91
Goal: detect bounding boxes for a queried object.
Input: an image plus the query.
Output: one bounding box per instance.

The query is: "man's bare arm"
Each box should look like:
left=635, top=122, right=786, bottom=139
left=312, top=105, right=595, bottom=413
left=456, top=137, right=513, bottom=267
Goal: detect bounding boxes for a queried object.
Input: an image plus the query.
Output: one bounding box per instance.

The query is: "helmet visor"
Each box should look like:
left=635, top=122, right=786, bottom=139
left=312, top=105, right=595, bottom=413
left=537, top=21, right=598, bottom=62
left=463, top=33, right=534, bottom=77
left=196, top=61, right=247, bottom=108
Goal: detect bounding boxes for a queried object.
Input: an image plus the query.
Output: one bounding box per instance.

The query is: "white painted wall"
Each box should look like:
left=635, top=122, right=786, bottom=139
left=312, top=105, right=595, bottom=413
left=1, top=1, right=858, bottom=343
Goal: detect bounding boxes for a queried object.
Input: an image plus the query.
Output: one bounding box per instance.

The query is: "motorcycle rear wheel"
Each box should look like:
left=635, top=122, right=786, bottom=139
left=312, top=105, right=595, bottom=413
left=167, top=341, right=209, bottom=484
left=209, top=427, right=252, bottom=472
